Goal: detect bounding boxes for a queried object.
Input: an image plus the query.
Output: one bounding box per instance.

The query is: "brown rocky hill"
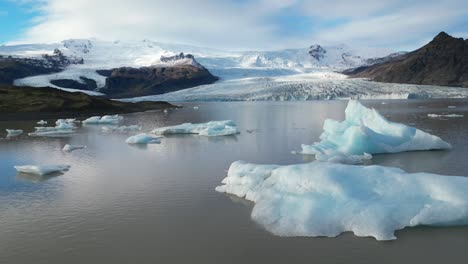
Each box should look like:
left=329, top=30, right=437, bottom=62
left=346, top=32, right=468, bottom=87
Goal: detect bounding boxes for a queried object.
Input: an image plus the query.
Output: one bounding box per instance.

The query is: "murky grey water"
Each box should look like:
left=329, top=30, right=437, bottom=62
left=1, top=100, right=468, bottom=264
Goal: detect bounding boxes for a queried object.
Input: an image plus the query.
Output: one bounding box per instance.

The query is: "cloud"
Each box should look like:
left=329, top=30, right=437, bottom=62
left=8, top=0, right=468, bottom=50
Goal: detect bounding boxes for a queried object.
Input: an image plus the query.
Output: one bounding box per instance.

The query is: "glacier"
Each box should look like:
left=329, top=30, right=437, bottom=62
left=152, top=120, right=239, bottom=137
left=299, top=100, right=451, bottom=164
left=83, top=115, right=123, bottom=125
left=15, top=165, right=71, bottom=176
left=125, top=133, right=161, bottom=144
left=215, top=160, right=468, bottom=241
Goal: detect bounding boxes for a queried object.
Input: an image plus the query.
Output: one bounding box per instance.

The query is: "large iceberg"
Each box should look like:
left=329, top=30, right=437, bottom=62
left=15, top=165, right=71, bottom=176
left=83, top=115, right=123, bottom=125
left=216, top=161, right=468, bottom=241
left=300, top=100, right=451, bottom=164
left=152, top=120, right=239, bottom=137
left=125, top=133, right=161, bottom=144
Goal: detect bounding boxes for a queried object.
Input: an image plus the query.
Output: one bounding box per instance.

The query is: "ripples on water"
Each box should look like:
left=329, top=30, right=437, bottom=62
left=1, top=100, right=468, bottom=264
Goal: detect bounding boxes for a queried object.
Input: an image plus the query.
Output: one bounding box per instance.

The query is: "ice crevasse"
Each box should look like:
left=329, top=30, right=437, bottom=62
left=300, top=100, right=451, bottom=164
left=216, top=161, right=468, bottom=241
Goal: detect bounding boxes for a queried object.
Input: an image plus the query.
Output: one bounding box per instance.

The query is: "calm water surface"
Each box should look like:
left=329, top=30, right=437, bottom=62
left=1, top=100, right=468, bottom=264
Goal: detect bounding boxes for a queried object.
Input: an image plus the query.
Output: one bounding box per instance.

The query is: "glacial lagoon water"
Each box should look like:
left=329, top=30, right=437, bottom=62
left=1, top=100, right=468, bottom=263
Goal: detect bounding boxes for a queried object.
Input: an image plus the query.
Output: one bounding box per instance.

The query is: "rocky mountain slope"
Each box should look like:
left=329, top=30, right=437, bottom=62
left=347, top=32, right=468, bottom=87
left=0, top=85, right=174, bottom=120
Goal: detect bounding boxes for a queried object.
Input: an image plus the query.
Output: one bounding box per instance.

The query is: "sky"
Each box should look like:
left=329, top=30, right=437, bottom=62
left=1, top=0, right=467, bottom=51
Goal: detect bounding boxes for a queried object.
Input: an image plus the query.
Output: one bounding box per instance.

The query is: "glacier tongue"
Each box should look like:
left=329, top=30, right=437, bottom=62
left=215, top=161, right=468, bottom=241
left=300, top=100, right=451, bottom=164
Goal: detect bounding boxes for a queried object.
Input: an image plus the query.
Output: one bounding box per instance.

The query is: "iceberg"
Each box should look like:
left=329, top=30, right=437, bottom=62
left=62, top=144, right=86, bottom=152
left=152, top=120, right=239, bottom=137
left=216, top=160, right=468, bottom=241
left=37, top=120, right=47, bottom=125
left=15, top=165, right=71, bottom=176
left=125, top=133, right=161, bottom=144
left=300, top=100, right=451, bottom=164
left=427, top=114, right=464, bottom=118
left=83, top=115, right=123, bottom=125
left=6, top=129, right=23, bottom=137
left=29, top=119, right=77, bottom=137
left=101, top=125, right=142, bottom=133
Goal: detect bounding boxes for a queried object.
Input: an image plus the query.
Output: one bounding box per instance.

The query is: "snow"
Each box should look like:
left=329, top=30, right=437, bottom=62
left=215, top=160, right=468, bottom=241
left=14, top=165, right=71, bottom=176
left=62, top=144, right=86, bottom=152
left=101, top=125, right=142, bottom=132
left=299, top=100, right=451, bottom=164
left=125, top=133, right=161, bottom=144
left=428, top=114, right=464, bottom=118
left=125, top=73, right=468, bottom=102
left=83, top=115, right=123, bottom=125
left=6, top=129, right=23, bottom=137
left=152, top=120, right=239, bottom=137
left=29, top=119, right=77, bottom=137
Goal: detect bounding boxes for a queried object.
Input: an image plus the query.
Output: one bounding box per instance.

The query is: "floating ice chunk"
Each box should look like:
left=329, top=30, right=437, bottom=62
left=448, top=106, right=457, bottom=108
left=6, top=129, right=23, bottom=137
left=152, top=120, right=239, bottom=137
left=29, top=119, right=77, bottom=137
left=300, top=100, right=451, bottom=164
left=193, top=106, right=199, bottom=110
left=15, top=165, right=71, bottom=176
left=101, top=125, right=142, bottom=133
left=125, top=133, right=161, bottom=144
left=216, top=160, right=468, bottom=241
left=37, top=120, right=47, bottom=125
left=427, top=114, right=464, bottom=118
left=83, top=115, right=123, bottom=125
left=63, top=144, right=86, bottom=152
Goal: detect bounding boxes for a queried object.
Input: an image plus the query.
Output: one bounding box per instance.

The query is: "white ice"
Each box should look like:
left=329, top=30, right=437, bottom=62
left=216, top=160, right=468, bottom=241
left=428, top=114, right=464, bottom=118
left=29, top=119, right=77, bottom=137
left=6, top=129, right=23, bottom=137
left=15, top=165, right=71, bottom=176
left=299, top=100, right=451, bottom=164
left=83, top=115, right=123, bottom=125
left=37, top=120, right=48, bottom=125
left=101, top=125, right=142, bottom=133
left=152, top=120, right=239, bottom=137
left=125, top=133, right=161, bottom=144
left=62, top=144, right=86, bottom=152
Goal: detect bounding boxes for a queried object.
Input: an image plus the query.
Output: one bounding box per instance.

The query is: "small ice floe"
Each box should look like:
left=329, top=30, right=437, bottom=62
left=163, top=109, right=169, bottom=114
left=381, top=102, right=387, bottom=105
left=14, top=165, right=71, bottom=176
left=37, top=120, right=47, bottom=125
left=29, top=119, right=77, bottom=137
left=125, top=133, right=161, bottom=144
left=193, top=106, right=199, bottom=110
left=299, top=100, right=451, bottom=164
left=83, top=115, right=123, bottom=125
left=6, top=129, right=23, bottom=137
left=216, top=160, right=468, bottom=241
left=448, top=106, right=457, bottom=109
left=62, top=144, right=86, bottom=152
left=427, top=114, right=464, bottom=118
left=152, top=120, right=239, bottom=137
left=101, top=125, right=142, bottom=133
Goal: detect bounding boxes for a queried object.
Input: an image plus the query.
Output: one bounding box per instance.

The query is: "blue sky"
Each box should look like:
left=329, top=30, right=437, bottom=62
left=1, top=0, right=467, bottom=51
